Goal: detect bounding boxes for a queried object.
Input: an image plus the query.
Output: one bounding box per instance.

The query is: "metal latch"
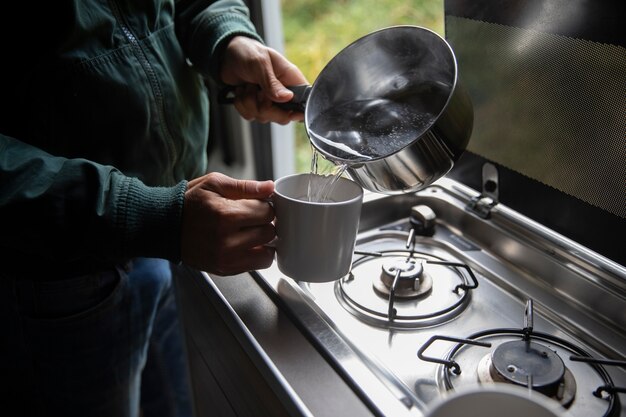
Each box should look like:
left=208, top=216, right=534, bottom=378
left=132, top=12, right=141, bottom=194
left=466, top=162, right=499, bottom=218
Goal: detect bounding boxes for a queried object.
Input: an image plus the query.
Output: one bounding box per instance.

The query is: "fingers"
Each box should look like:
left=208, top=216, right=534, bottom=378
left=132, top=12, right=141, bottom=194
left=226, top=223, right=276, bottom=252
left=189, top=173, right=275, bottom=227
left=255, top=47, right=308, bottom=104
left=181, top=172, right=277, bottom=274
left=201, top=172, right=274, bottom=200
left=258, top=64, right=293, bottom=103
left=208, top=208, right=276, bottom=274
left=183, top=230, right=275, bottom=276
left=221, top=36, right=308, bottom=124
left=222, top=198, right=275, bottom=229
left=181, top=202, right=276, bottom=275
left=233, top=84, right=259, bottom=121
left=232, top=85, right=302, bottom=125
left=267, top=48, right=308, bottom=94
left=248, top=49, right=308, bottom=123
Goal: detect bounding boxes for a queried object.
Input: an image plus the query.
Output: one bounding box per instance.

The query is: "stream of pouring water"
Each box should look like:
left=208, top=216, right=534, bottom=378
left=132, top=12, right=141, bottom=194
left=306, top=148, right=348, bottom=203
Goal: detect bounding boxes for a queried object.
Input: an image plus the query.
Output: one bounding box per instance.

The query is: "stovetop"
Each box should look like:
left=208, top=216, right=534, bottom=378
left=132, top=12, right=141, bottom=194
left=253, top=178, right=626, bottom=417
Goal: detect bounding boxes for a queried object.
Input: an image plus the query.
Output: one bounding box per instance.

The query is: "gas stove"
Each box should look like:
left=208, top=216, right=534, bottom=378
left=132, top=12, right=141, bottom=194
left=252, top=178, right=626, bottom=417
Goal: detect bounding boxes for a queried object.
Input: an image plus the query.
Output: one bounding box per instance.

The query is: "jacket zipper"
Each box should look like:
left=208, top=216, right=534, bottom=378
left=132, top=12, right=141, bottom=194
left=108, top=0, right=178, bottom=182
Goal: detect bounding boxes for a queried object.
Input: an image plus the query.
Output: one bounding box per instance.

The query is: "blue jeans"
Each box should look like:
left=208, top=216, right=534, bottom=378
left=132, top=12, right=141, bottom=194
left=0, top=258, right=193, bottom=417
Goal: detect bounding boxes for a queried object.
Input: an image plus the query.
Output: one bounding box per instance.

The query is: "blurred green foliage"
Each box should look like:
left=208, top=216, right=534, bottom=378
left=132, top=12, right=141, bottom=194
left=281, top=0, right=445, bottom=172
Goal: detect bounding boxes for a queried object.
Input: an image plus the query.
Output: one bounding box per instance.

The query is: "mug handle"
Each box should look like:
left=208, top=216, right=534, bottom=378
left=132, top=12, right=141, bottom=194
left=265, top=196, right=277, bottom=248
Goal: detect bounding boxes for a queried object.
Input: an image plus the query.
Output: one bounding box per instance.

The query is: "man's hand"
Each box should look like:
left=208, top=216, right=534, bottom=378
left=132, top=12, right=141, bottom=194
left=220, top=36, right=308, bottom=124
left=181, top=172, right=275, bottom=275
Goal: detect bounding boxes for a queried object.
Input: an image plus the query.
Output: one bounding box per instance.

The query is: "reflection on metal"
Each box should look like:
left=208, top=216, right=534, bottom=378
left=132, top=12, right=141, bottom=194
left=253, top=178, right=626, bottom=417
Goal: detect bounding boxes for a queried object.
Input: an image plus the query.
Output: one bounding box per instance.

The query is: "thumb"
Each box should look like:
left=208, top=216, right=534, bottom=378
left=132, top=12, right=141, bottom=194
left=259, top=61, right=293, bottom=103
left=263, top=75, right=293, bottom=103
left=210, top=173, right=274, bottom=200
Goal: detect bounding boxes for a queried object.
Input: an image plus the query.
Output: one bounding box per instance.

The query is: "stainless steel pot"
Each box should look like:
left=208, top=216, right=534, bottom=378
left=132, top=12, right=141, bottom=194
left=220, top=26, right=473, bottom=194
left=303, top=26, right=473, bottom=194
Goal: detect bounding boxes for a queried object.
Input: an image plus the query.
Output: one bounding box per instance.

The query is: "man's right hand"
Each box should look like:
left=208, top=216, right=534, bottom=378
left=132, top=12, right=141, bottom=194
left=181, top=172, right=276, bottom=275
left=220, top=36, right=308, bottom=125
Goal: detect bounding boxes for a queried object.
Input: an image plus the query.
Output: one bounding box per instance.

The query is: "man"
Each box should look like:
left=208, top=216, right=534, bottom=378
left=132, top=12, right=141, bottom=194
left=0, top=1, right=307, bottom=416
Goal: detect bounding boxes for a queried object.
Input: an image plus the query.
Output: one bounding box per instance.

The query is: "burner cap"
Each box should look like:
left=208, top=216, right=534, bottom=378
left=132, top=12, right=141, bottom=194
left=374, top=257, right=432, bottom=299
left=492, top=340, right=565, bottom=390
left=382, top=257, right=424, bottom=279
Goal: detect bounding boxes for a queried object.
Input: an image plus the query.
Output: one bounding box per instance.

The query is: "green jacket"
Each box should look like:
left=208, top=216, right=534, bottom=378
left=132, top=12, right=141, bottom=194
left=0, top=1, right=262, bottom=278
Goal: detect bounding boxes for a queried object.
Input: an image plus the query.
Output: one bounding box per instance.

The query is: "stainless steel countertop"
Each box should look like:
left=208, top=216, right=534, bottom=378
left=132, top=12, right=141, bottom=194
left=187, top=269, right=386, bottom=416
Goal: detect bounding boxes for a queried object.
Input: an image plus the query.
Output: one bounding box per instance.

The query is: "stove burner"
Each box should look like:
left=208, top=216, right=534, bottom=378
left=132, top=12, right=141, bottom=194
left=476, top=350, right=577, bottom=407
left=374, top=257, right=433, bottom=298
left=417, top=300, right=621, bottom=415
left=491, top=340, right=565, bottom=391
left=337, top=250, right=475, bottom=328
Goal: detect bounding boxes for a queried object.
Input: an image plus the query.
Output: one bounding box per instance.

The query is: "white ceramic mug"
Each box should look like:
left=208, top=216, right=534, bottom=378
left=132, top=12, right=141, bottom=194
left=272, top=173, right=363, bottom=282
left=424, top=384, right=569, bottom=417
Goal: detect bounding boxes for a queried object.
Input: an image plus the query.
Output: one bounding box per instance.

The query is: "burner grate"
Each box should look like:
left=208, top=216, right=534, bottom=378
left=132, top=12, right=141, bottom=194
left=417, top=300, right=622, bottom=417
left=337, top=249, right=478, bottom=328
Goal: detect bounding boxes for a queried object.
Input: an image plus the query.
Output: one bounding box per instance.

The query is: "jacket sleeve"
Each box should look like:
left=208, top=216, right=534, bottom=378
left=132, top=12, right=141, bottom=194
left=0, top=134, right=187, bottom=267
left=174, top=0, right=264, bottom=81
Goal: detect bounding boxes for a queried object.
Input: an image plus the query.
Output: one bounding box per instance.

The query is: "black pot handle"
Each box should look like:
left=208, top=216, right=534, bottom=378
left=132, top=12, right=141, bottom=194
left=217, top=84, right=311, bottom=113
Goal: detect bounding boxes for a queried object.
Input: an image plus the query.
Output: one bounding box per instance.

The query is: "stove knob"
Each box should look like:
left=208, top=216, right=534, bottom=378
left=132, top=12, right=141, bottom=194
left=410, top=205, right=436, bottom=236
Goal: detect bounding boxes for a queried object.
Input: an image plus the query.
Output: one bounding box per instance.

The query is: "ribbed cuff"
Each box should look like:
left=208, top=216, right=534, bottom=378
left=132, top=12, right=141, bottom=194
left=116, top=177, right=187, bottom=262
